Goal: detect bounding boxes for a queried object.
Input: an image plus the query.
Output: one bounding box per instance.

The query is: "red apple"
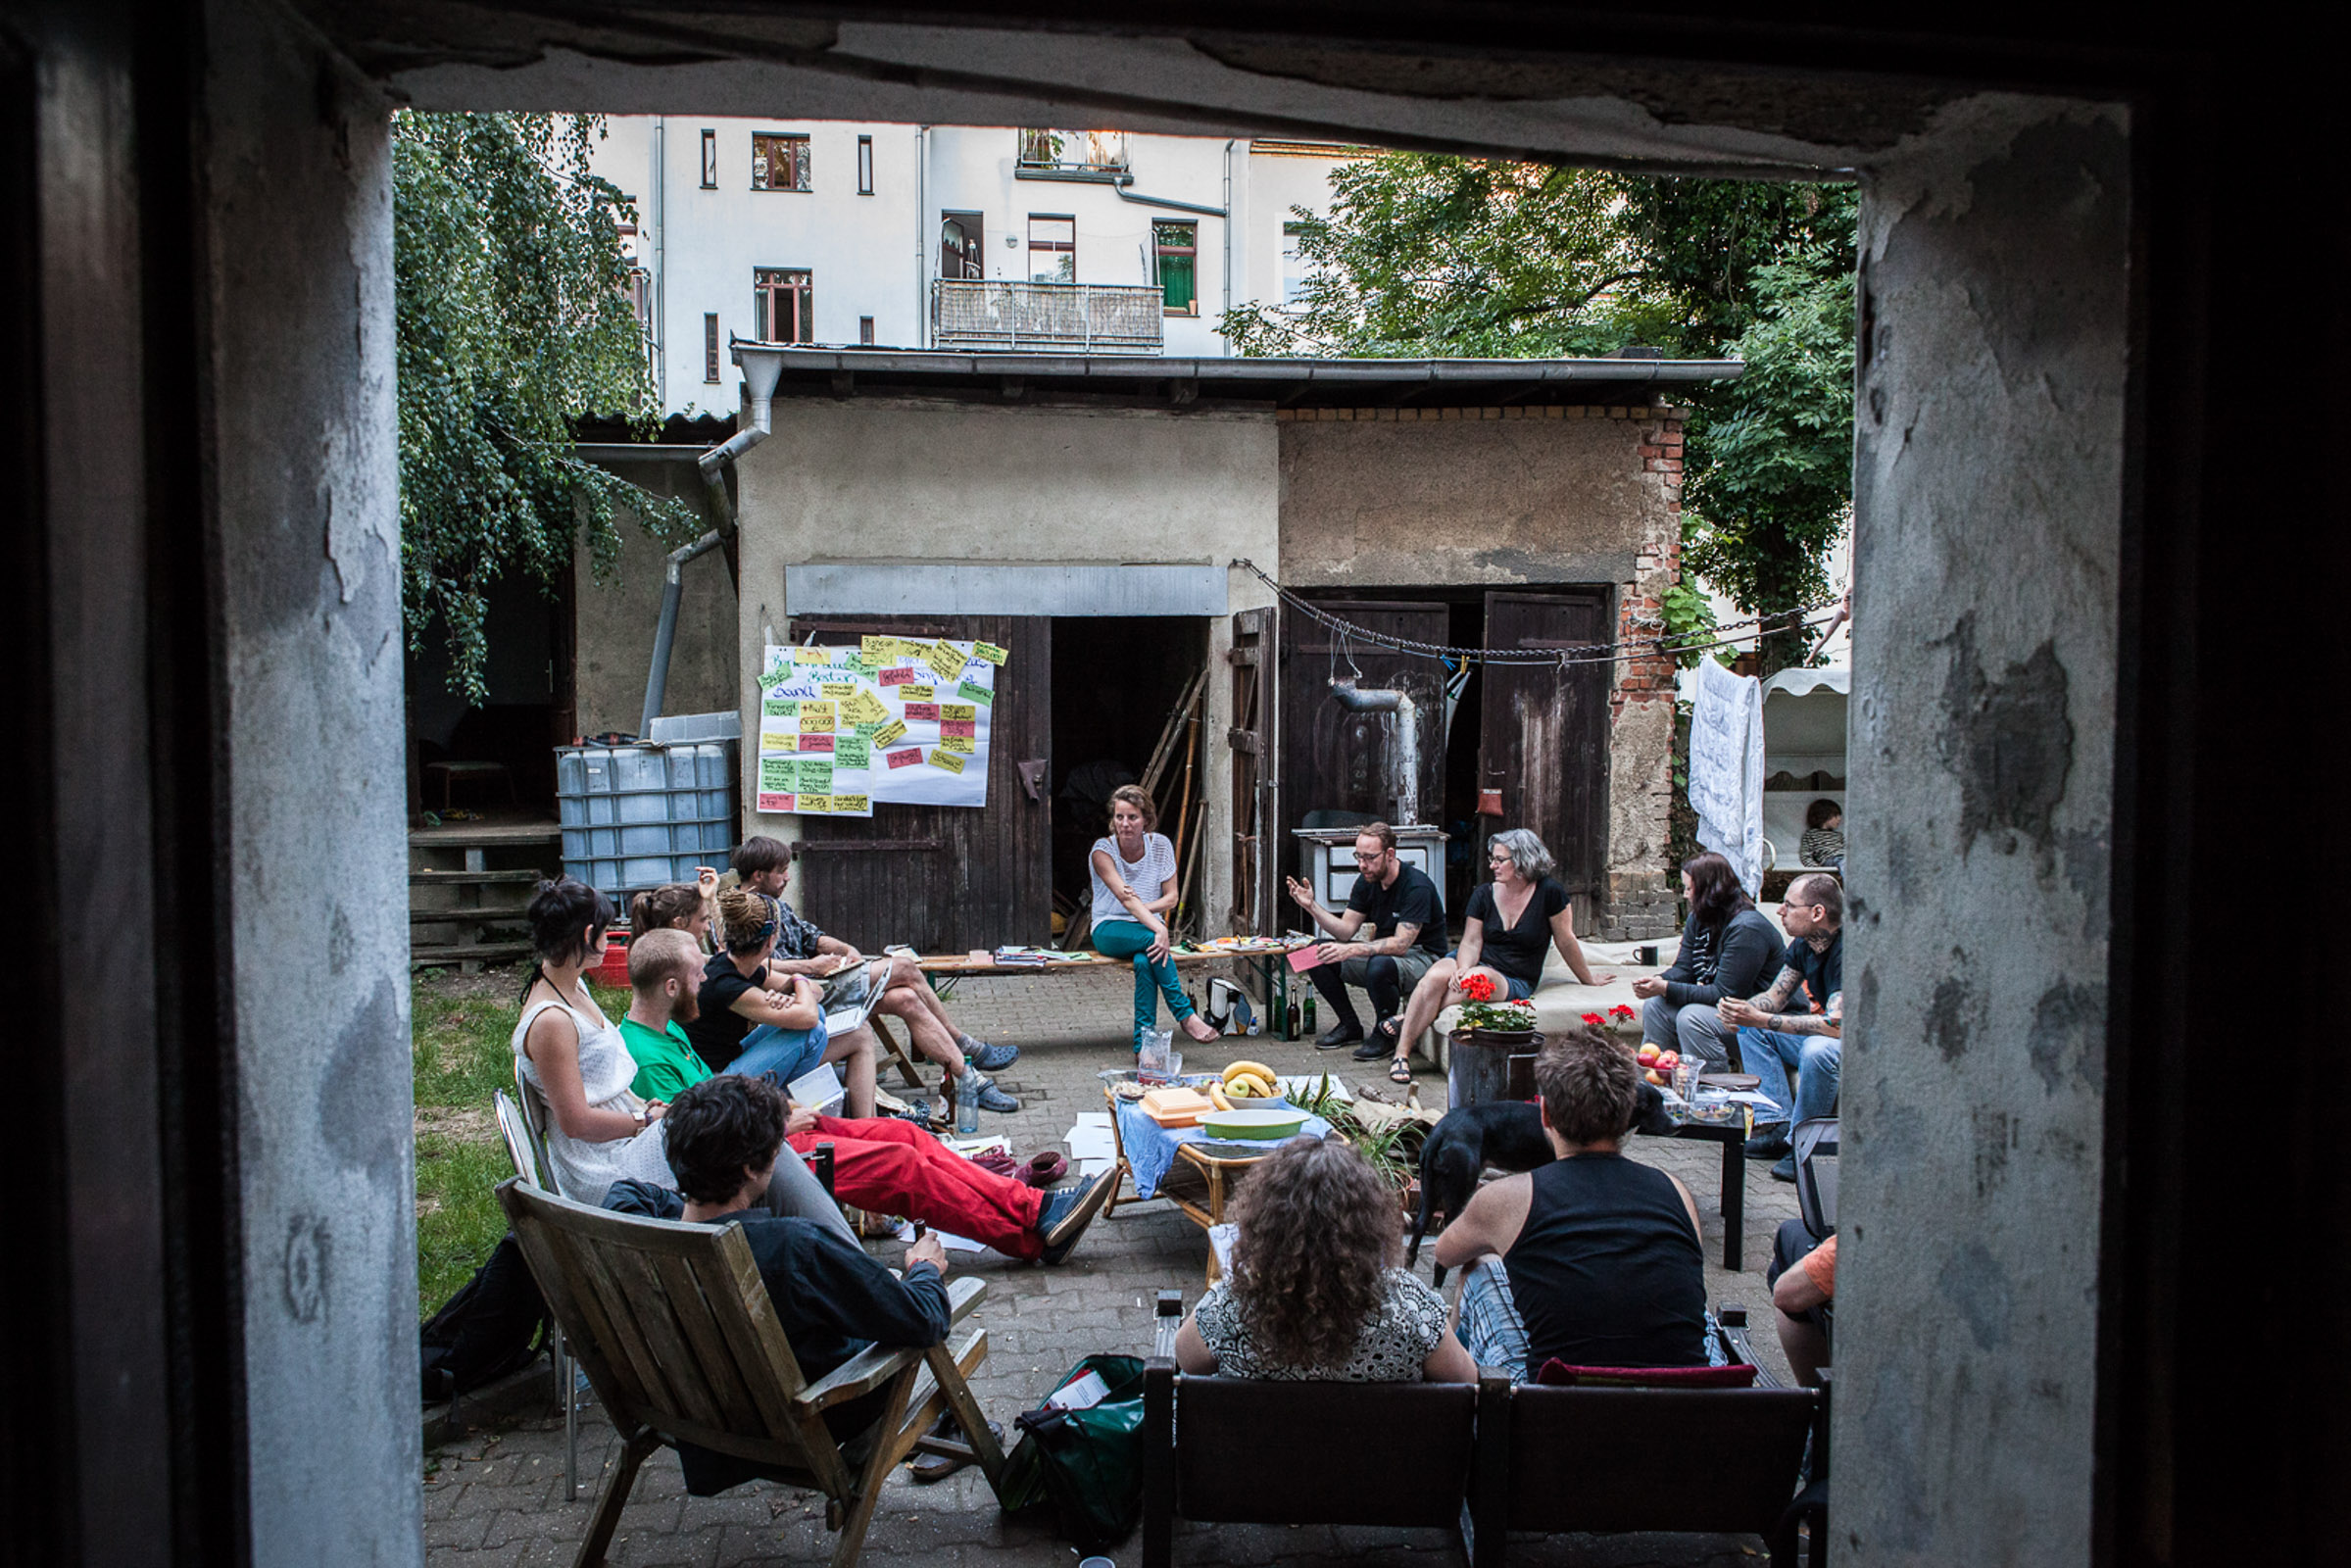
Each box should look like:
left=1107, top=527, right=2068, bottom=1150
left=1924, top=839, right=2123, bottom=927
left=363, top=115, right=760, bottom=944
left=1656, top=1051, right=1680, bottom=1072
left=1637, top=1043, right=1661, bottom=1065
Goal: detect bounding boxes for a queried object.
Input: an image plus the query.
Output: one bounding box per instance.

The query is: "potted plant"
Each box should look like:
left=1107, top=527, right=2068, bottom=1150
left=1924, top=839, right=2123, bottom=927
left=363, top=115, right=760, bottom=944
left=1451, top=972, right=1539, bottom=1045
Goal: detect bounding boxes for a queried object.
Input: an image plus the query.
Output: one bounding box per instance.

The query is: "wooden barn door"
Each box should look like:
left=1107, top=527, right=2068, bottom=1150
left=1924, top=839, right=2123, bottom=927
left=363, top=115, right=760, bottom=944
left=1227, top=607, right=1275, bottom=935
left=794, top=614, right=1052, bottom=952
left=1278, top=600, right=1449, bottom=891
left=1479, top=590, right=1611, bottom=923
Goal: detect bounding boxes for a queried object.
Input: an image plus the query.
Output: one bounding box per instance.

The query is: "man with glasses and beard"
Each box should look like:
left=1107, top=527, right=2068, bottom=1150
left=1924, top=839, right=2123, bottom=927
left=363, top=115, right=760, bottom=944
left=1284, top=821, right=1447, bottom=1057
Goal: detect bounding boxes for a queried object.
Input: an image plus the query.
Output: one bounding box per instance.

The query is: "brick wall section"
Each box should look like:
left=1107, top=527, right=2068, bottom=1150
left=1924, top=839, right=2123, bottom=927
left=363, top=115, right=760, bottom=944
left=1605, top=405, right=1689, bottom=941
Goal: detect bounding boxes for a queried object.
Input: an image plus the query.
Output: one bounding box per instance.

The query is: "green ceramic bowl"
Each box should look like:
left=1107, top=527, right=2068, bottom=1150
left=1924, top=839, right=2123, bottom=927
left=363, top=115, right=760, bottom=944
left=1200, top=1106, right=1307, bottom=1142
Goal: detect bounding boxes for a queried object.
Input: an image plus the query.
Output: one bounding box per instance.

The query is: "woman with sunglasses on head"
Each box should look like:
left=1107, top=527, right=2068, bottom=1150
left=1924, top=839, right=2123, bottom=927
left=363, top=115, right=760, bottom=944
left=1375, top=828, right=1612, bottom=1085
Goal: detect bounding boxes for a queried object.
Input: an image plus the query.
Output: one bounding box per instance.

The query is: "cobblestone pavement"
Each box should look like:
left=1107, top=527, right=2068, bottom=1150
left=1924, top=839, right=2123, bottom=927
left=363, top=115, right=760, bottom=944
left=426, top=967, right=1799, bottom=1568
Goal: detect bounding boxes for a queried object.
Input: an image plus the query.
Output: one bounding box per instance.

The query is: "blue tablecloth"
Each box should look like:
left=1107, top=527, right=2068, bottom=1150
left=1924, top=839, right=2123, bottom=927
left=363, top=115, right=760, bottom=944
left=1112, top=1097, right=1334, bottom=1200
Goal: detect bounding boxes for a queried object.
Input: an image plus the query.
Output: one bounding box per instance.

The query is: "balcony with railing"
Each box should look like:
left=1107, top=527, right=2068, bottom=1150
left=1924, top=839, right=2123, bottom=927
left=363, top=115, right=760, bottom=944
left=1016, top=128, right=1131, bottom=175
left=930, top=278, right=1163, bottom=354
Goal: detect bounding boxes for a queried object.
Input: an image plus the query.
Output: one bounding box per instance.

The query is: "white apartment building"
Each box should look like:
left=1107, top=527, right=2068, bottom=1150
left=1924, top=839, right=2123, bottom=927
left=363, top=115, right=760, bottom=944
left=589, top=120, right=1352, bottom=413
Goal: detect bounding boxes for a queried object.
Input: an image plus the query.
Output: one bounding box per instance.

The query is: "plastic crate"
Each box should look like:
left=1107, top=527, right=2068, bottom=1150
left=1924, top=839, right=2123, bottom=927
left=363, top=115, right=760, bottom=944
left=556, top=740, right=738, bottom=897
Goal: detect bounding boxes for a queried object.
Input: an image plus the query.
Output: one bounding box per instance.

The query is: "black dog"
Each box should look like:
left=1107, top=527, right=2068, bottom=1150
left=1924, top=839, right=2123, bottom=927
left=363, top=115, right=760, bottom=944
left=1407, top=1082, right=1677, bottom=1285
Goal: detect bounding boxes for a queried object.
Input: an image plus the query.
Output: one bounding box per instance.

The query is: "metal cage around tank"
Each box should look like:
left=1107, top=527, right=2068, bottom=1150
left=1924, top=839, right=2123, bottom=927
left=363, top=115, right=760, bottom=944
left=556, top=741, right=739, bottom=896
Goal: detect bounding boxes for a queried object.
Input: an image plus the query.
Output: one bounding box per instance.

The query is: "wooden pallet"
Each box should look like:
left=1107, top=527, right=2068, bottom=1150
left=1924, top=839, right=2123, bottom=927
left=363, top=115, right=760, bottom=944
left=411, top=941, right=535, bottom=967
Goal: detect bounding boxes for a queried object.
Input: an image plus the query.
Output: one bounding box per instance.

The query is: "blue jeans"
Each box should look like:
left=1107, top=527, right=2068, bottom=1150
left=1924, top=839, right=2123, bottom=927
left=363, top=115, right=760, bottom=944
left=728, top=1014, right=830, bottom=1087
left=1092, top=918, right=1196, bottom=1046
left=1738, top=1027, right=1839, bottom=1128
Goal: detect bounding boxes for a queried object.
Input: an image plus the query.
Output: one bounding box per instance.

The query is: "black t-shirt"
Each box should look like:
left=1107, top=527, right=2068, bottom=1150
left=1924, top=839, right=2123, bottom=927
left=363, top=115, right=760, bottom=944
left=1503, top=1153, right=1707, bottom=1375
left=1464, top=877, right=1571, bottom=986
left=1782, top=928, right=1843, bottom=1014
left=684, top=951, right=767, bottom=1071
left=1346, top=863, right=1448, bottom=957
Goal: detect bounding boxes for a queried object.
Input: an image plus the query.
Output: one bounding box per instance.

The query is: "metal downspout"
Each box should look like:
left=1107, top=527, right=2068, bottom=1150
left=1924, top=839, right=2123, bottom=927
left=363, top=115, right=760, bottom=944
left=639, top=530, right=725, bottom=737
left=1221, top=139, right=1234, bottom=350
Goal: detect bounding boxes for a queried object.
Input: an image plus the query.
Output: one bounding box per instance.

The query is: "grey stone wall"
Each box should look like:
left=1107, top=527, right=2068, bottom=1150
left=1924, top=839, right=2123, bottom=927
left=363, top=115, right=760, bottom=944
left=203, top=1, right=421, bottom=1561
left=1838, top=99, right=2128, bottom=1566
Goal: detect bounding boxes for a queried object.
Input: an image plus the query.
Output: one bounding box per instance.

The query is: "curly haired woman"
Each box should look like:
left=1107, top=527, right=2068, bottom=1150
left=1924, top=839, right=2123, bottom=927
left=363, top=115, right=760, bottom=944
left=1171, top=1138, right=1477, bottom=1383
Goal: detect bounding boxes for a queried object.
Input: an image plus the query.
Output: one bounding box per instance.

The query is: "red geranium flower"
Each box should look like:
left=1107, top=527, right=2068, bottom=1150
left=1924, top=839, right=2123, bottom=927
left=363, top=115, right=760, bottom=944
left=1580, top=1012, right=1604, bottom=1026
left=1608, top=1004, right=1636, bottom=1020
left=1459, top=973, right=1496, bottom=1003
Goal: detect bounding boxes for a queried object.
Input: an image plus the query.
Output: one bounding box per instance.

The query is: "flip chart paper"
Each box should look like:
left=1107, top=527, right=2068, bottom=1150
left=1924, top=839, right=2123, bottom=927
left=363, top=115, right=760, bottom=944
left=759, top=642, right=993, bottom=811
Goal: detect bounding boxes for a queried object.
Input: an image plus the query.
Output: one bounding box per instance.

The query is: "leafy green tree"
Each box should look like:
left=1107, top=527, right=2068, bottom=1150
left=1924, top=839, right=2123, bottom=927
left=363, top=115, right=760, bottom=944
left=394, top=111, right=697, bottom=703
left=1223, top=155, right=1855, bottom=673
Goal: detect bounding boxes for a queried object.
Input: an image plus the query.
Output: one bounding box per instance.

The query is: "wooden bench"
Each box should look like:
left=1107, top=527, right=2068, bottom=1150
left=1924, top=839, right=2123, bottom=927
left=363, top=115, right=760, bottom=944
left=496, top=1177, right=1004, bottom=1568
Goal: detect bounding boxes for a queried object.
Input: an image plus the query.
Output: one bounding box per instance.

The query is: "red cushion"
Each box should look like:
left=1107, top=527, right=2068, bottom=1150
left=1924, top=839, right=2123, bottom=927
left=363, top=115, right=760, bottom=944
left=1534, top=1358, right=1761, bottom=1389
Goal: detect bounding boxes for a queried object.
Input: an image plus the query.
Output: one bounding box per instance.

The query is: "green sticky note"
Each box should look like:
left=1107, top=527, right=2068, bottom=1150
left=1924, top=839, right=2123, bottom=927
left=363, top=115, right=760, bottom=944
left=834, top=735, right=871, bottom=768
left=956, top=680, right=995, bottom=706
left=795, top=760, right=834, bottom=794
left=853, top=721, right=882, bottom=738
left=762, top=697, right=797, bottom=717
left=759, top=667, right=786, bottom=691
left=759, top=757, right=795, bottom=791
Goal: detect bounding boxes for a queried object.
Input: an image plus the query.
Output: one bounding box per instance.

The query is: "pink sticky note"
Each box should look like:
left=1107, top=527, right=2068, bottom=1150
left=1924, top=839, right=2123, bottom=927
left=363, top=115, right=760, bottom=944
left=1287, top=946, right=1323, bottom=972
left=904, top=702, right=939, bottom=721
left=940, top=719, right=977, bottom=739
left=885, top=747, right=922, bottom=769
left=879, top=667, right=914, bottom=685
left=756, top=792, right=796, bottom=812
left=799, top=732, right=835, bottom=753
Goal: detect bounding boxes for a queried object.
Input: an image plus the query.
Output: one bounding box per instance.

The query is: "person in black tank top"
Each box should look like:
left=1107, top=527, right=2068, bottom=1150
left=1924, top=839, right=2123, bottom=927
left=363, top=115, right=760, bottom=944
left=1434, top=1025, right=1707, bottom=1379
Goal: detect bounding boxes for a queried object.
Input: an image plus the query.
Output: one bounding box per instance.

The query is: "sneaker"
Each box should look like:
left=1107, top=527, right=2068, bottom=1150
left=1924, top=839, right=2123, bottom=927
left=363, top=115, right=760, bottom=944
left=1743, top=1125, right=1791, bottom=1161
left=1769, top=1153, right=1798, bottom=1183
left=963, top=1039, right=1021, bottom=1072
left=966, top=1073, right=1022, bottom=1113
left=1315, top=1022, right=1365, bottom=1049
left=1036, top=1169, right=1117, bottom=1264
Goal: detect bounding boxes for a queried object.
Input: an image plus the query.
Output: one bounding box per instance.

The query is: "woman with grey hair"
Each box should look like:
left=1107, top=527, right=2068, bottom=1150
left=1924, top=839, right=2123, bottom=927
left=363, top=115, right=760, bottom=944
left=1374, top=827, right=1611, bottom=1085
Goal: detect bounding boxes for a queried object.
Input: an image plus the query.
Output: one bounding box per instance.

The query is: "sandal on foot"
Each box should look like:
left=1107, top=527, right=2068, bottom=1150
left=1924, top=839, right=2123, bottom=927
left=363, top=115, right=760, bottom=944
left=907, top=1412, right=1004, bottom=1483
left=1388, top=1056, right=1413, bottom=1085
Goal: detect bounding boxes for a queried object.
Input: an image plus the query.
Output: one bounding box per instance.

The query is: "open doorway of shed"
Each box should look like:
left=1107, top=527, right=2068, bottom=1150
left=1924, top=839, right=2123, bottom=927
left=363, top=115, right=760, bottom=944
left=1050, top=614, right=1211, bottom=944
left=403, top=566, right=573, bottom=825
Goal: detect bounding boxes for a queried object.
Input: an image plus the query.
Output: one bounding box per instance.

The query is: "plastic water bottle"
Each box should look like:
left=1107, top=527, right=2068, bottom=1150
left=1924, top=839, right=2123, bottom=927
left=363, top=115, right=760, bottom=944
left=955, top=1069, right=981, bottom=1134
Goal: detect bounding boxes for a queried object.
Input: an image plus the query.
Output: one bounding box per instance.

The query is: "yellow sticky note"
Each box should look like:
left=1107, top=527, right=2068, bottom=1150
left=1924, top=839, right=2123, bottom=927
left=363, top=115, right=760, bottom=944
left=927, top=749, right=965, bottom=775
left=871, top=719, right=908, bottom=747
left=832, top=795, right=869, bottom=813
left=759, top=730, right=797, bottom=753
left=799, top=713, right=835, bottom=734
left=792, top=647, right=831, bottom=664
left=860, top=635, right=891, bottom=660
left=799, top=795, right=834, bottom=813
left=924, top=640, right=967, bottom=681
left=842, top=691, right=891, bottom=726
left=819, top=681, right=855, bottom=698
left=941, top=704, right=976, bottom=722
left=938, top=734, right=974, bottom=754
left=898, top=684, right=934, bottom=701
left=974, top=641, right=1007, bottom=666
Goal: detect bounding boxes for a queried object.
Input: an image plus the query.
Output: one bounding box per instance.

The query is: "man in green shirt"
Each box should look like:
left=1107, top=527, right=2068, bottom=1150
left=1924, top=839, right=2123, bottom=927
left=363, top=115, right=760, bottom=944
left=620, top=928, right=716, bottom=1102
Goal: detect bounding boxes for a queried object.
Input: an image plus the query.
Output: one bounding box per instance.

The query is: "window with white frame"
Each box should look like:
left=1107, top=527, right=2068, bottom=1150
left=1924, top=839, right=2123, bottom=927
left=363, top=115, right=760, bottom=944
left=1028, top=215, right=1075, bottom=283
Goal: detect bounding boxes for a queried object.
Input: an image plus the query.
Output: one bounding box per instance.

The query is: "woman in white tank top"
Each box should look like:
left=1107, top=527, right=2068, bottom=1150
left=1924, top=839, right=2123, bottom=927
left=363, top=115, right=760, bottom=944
left=1088, top=785, right=1220, bottom=1051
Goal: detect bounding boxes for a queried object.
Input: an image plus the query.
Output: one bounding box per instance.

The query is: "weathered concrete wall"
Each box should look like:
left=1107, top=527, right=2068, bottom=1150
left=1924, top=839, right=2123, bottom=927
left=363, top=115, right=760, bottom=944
left=732, top=397, right=1278, bottom=931
left=573, top=467, right=737, bottom=736
left=1839, top=98, right=2127, bottom=1566
left=203, top=1, right=420, bottom=1560
left=1281, top=408, right=1683, bottom=935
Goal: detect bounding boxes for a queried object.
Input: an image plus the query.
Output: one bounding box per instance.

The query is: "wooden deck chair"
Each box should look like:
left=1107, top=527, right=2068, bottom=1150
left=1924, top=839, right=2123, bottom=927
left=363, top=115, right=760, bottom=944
left=509, top=1060, right=558, bottom=1191
left=492, top=1088, right=581, bottom=1497
left=495, top=1177, right=1004, bottom=1568
left=866, top=1012, right=930, bottom=1091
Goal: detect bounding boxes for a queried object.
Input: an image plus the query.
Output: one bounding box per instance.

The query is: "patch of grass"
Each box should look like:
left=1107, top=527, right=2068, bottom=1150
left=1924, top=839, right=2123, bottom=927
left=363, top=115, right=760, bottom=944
left=410, top=965, right=631, bottom=1314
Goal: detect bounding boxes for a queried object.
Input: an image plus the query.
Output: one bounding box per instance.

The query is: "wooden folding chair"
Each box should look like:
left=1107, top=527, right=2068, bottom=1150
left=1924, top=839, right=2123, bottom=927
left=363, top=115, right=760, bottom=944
left=492, top=1087, right=581, bottom=1497
left=496, top=1177, right=1004, bottom=1568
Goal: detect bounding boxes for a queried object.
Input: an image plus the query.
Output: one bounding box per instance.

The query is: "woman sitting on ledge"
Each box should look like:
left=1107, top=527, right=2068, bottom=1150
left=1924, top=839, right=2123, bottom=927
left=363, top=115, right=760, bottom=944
left=1174, top=1137, right=1477, bottom=1383
left=1377, top=826, right=1612, bottom=1085
left=1089, top=783, right=1219, bottom=1051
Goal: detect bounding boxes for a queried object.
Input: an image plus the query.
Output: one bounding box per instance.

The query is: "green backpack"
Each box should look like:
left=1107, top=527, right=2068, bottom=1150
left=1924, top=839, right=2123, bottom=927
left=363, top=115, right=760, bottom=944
left=996, top=1354, right=1149, bottom=1550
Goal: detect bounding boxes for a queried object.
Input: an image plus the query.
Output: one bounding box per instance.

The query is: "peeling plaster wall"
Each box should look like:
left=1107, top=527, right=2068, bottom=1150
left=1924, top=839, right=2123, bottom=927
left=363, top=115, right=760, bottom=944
left=1839, top=100, right=2127, bottom=1566
left=1280, top=412, right=1683, bottom=931
left=203, top=1, right=420, bottom=1559
left=573, top=470, right=738, bottom=736
left=732, top=398, right=1278, bottom=933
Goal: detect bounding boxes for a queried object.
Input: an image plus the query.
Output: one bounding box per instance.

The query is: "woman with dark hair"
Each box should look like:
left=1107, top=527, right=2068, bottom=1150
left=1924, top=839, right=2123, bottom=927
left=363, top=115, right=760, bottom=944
left=1173, top=1139, right=1476, bottom=1383
left=1629, top=851, right=1783, bottom=1070
left=509, top=877, right=850, bottom=1235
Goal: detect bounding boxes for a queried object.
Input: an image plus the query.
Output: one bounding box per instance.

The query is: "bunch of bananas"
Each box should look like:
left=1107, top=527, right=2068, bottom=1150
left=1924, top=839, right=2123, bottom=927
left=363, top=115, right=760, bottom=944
left=1220, top=1060, right=1278, bottom=1101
